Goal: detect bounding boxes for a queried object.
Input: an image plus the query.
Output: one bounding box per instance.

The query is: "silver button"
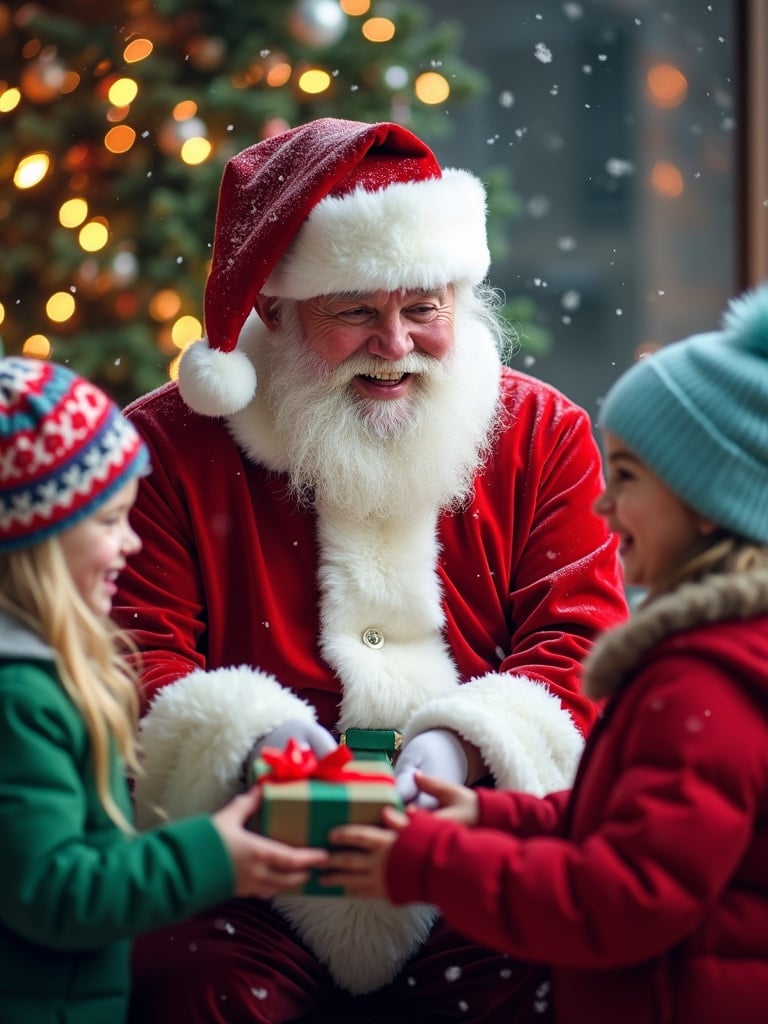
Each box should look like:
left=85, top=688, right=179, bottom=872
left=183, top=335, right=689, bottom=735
left=361, top=627, right=384, bottom=650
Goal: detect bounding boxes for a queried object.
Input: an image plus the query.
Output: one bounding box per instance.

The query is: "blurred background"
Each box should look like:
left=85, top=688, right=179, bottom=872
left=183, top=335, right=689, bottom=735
left=1, top=0, right=763, bottom=419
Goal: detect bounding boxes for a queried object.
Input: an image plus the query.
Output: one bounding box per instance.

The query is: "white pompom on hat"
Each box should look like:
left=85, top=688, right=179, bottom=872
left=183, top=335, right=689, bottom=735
left=178, top=118, right=491, bottom=417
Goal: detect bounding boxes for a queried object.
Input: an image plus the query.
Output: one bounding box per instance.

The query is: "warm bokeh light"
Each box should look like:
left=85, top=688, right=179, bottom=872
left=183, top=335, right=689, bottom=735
left=46, top=291, right=76, bottom=323
left=340, top=0, right=370, bottom=14
left=650, top=160, right=684, bottom=198
left=362, top=17, right=395, bottom=43
left=124, top=38, right=154, bottom=63
left=104, top=124, right=136, bottom=153
left=0, top=301, right=5, bottom=326
left=298, top=68, right=331, bottom=94
left=266, top=62, right=292, bottom=87
left=647, top=63, right=687, bottom=109
left=180, top=136, right=212, bottom=164
left=108, top=77, right=138, bottom=106
left=414, top=71, right=450, bottom=105
left=149, top=289, right=182, bottom=321
left=79, top=220, right=109, bottom=252
left=0, top=87, right=21, bottom=112
left=21, top=39, right=42, bottom=60
left=14, top=152, right=50, bottom=188
left=59, top=197, right=88, bottom=228
left=173, top=99, right=198, bottom=120
left=171, top=315, right=203, bottom=349
left=61, top=71, right=80, bottom=94
left=22, top=335, right=52, bottom=359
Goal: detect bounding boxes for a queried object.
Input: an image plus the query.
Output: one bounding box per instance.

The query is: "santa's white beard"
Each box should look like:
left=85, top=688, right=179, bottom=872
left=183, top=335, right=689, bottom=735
left=260, top=295, right=503, bottom=522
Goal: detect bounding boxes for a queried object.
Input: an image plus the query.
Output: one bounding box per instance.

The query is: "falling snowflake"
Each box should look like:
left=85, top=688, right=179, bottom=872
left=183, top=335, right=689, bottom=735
left=534, top=42, right=553, bottom=64
left=444, top=965, right=462, bottom=982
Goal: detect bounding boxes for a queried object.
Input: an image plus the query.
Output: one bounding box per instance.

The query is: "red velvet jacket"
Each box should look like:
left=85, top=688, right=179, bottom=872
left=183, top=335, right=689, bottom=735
left=116, top=368, right=625, bottom=738
left=115, top=363, right=628, bottom=995
left=388, top=576, right=768, bottom=1023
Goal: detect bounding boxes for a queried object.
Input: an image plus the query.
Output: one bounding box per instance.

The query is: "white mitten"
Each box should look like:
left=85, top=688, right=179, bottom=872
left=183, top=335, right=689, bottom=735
left=395, top=728, right=468, bottom=808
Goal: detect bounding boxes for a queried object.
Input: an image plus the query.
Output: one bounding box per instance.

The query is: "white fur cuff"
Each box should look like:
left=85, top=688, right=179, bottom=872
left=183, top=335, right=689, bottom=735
left=402, top=673, right=584, bottom=795
left=134, top=665, right=316, bottom=826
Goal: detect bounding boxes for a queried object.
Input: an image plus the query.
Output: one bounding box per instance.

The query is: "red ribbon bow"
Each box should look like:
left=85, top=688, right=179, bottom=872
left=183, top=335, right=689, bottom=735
left=258, top=739, right=394, bottom=784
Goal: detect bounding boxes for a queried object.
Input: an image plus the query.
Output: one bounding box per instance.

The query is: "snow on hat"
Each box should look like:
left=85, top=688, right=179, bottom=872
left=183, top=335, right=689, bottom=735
left=0, top=357, right=150, bottom=552
left=178, top=117, right=491, bottom=417
left=599, top=284, right=768, bottom=544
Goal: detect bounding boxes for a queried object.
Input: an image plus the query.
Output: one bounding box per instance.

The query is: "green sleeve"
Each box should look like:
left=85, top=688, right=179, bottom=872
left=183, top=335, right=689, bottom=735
left=0, top=664, right=234, bottom=951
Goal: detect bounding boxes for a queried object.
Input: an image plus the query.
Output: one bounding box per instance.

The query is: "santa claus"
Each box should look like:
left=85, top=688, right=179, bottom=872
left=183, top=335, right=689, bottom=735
left=116, top=118, right=627, bottom=1023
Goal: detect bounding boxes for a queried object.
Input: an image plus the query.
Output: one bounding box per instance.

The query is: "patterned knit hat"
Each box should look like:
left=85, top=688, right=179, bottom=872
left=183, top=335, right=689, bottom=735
left=0, top=357, right=150, bottom=552
left=178, top=117, right=490, bottom=417
left=599, top=284, right=768, bottom=544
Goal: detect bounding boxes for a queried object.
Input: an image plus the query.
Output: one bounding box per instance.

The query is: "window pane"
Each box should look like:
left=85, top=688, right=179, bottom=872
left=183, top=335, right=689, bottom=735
left=424, top=0, right=736, bottom=416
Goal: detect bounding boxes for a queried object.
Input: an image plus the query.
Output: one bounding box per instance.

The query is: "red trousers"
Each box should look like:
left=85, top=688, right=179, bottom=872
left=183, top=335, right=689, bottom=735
left=128, top=898, right=550, bottom=1023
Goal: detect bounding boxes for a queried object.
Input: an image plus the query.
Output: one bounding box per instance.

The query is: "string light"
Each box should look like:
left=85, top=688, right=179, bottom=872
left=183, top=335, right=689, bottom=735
left=59, top=198, right=88, bottom=228
left=171, top=315, right=202, bottom=349
left=46, top=291, right=76, bottom=323
left=414, top=71, right=450, bottom=104
left=173, top=99, right=198, bottom=120
left=22, top=335, right=52, bottom=359
left=0, top=87, right=21, bottom=112
left=340, top=0, right=371, bottom=14
left=650, top=160, right=684, bottom=198
left=646, top=63, right=687, bottom=109
left=14, top=152, right=50, bottom=188
left=298, top=68, right=332, bottom=94
left=107, top=77, right=138, bottom=106
left=362, top=17, right=395, bottom=43
left=266, top=61, right=292, bottom=87
left=78, top=220, right=109, bottom=252
left=180, top=136, right=212, bottom=165
left=123, top=38, right=154, bottom=63
left=104, top=124, right=136, bottom=153
left=149, top=290, right=182, bottom=321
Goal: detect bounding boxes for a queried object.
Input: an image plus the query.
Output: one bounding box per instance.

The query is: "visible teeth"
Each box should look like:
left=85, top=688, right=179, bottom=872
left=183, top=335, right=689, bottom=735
left=367, top=371, right=403, bottom=381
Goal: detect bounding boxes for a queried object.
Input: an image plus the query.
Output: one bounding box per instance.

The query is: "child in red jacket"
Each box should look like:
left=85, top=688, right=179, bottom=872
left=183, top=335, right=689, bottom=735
left=326, top=286, right=768, bottom=1024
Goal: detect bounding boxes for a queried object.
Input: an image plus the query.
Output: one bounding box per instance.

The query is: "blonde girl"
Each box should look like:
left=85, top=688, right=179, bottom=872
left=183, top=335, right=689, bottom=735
left=0, top=356, right=327, bottom=1024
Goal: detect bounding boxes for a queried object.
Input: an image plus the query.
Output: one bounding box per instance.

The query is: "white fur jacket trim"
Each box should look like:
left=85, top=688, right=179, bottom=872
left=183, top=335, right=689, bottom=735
left=133, top=665, right=316, bottom=828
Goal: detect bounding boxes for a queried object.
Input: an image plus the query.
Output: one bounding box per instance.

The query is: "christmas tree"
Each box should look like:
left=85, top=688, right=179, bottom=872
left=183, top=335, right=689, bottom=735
left=0, top=0, right=490, bottom=404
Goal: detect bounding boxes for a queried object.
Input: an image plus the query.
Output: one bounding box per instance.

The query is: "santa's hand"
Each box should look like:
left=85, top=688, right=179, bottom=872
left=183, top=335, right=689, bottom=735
left=255, top=718, right=338, bottom=759
left=242, top=719, right=338, bottom=788
left=395, top=729, right=468, bottom=808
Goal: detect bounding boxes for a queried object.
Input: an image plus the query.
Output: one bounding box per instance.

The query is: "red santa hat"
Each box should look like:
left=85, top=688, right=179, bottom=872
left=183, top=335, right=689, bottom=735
left=178, top=118, right=491, bottom=416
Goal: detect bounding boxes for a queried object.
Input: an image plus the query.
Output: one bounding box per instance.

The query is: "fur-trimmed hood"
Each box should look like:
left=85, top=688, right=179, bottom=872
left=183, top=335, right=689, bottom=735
left=583, top=568, right=768, bottom=700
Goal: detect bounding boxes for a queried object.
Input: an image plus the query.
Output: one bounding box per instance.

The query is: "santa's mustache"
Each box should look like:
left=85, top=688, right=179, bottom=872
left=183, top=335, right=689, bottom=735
left=322, top=351, right=447, bottom=392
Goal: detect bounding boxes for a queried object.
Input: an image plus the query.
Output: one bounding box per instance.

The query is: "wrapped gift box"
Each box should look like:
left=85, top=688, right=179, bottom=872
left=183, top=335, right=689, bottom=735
left=250, top=739, right=403, bottom=895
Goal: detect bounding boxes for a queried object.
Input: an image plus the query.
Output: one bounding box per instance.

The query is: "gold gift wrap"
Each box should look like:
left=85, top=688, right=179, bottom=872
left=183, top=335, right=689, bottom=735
left=250, top=747, right=403, bottom=895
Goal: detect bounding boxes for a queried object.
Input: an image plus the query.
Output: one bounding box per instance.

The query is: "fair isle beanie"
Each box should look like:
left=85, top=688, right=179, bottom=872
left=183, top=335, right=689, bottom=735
left=599, top=284, right=768, bottom=544
left=0, top=357, right=150, bottom=552
left=178, top=117, right=490, bottom=417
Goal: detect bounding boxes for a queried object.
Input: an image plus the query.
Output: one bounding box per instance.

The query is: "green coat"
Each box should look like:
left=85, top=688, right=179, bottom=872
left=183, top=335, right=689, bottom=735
left=0, top=609, right=234, bottom=1023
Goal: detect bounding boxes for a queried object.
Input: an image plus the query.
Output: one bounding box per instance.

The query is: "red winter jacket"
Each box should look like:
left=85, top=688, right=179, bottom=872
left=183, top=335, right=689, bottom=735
left=388, top=573, right=768, bottom=1023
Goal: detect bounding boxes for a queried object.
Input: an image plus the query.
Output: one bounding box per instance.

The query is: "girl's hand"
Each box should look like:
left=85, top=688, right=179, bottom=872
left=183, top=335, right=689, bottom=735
left=212, top=787, right=330, bottom=899
left=412, top=771, right=480, bottom=826
left=322, top=806, right=410, bottom=899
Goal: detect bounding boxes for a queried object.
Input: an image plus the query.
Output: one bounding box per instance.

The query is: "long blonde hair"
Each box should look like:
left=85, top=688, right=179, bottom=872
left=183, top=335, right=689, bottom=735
left=0, top=537, right=140, bottom=831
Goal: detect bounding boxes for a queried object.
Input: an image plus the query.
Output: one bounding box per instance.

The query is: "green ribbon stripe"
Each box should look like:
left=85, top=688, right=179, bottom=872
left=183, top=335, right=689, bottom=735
left=259, top=767, right=401, bottom=896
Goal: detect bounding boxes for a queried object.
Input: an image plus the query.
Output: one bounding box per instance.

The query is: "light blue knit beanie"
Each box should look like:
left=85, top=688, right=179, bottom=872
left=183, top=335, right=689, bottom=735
left=599, top=284, right=768, bottom=544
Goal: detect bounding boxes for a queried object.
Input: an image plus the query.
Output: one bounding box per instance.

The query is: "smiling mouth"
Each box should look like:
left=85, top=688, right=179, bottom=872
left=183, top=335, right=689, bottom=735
left=358, top=371, right=410, bottom=384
